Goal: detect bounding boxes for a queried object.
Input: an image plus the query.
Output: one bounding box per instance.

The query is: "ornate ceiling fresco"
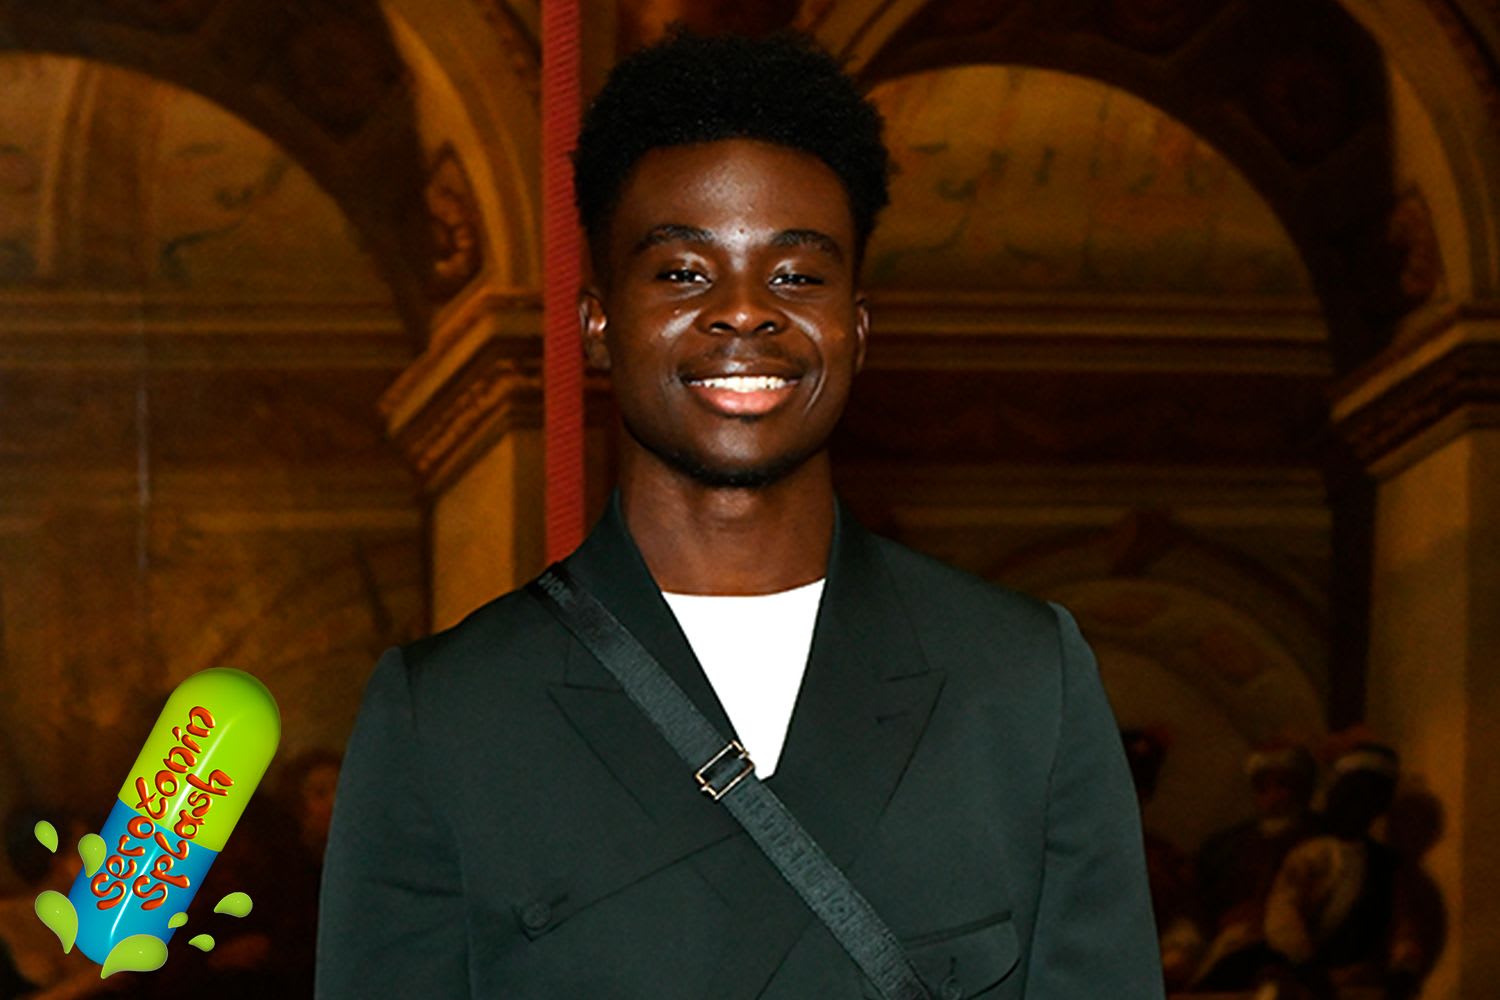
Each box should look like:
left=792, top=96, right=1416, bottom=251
left=0, top=53, right=389, bottom=298
left=0, top=50, right=421, bottom=814
left=864, top=65, right=1314, bottom=297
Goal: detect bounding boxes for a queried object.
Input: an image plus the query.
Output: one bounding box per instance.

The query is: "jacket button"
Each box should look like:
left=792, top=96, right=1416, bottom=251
left=520, top=902, right=552, bottom=931
left=940, top=976, right=963, bottom=1000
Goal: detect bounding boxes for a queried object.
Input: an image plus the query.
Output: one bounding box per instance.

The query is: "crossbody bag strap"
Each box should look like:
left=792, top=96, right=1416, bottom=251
left=530, top=564, right=932, bottom=1000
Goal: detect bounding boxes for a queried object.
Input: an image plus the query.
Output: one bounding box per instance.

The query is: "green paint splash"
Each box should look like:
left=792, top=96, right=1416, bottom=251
left=167, top=911, right=189, bottom=929
left=33, top=890, right=76, bottom=954
left=213, top=891, right=252, bottom=917
left=78, top=833, right=106, bottom=877
left=100, top=934, right=167, bottom=979
left=33, top=820, right=58, bottom=853
left=187, top=933, right=215, bottom=952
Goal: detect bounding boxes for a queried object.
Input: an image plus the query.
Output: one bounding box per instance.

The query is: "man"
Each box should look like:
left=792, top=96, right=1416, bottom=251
left=1194, top=744, right=1320, bottom=990
left=318, top=30, right=1162, bottom=999
left=1263, top=744, right=1419, bottom=999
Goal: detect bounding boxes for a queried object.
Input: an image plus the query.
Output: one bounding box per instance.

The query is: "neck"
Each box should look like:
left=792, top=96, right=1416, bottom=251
left=619, top=450, right=836, bottom=596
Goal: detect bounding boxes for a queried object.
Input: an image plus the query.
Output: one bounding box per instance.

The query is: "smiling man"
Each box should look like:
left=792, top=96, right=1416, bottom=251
left=317, top=31, right=1163, bottom=1000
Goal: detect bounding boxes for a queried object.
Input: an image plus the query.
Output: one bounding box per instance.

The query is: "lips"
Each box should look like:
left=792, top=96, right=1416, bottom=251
left=680, top=364, right=804, bottom=417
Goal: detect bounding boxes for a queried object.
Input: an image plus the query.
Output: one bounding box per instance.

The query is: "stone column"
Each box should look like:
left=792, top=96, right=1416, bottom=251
left=1334, top=308, right=1500, bottom=999
left=382, top=292, right=545, bottom=628
left=382, top=291, right=615, bottom=629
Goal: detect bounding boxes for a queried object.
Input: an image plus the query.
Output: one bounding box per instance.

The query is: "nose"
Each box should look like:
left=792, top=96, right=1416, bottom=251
left=700, top=272, right=785, bottom=336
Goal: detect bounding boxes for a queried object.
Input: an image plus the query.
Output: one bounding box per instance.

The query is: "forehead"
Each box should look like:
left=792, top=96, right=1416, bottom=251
left=607, top=139, right=855, bottom=249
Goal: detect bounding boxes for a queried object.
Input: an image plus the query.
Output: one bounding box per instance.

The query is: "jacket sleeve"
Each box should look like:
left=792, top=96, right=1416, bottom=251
left=1022, top=604, right=1166, bottom=998
left=317, top=647, right=470, bottom=999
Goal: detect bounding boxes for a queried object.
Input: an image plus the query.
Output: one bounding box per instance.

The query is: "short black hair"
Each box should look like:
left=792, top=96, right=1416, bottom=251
left=573, top=29, right=890, bottom=267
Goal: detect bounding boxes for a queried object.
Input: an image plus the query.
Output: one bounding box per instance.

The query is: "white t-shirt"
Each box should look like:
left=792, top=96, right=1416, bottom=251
left=662, top=579, right=824, bottom=778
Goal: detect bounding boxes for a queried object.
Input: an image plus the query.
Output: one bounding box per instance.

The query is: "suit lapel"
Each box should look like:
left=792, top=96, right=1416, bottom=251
left=768, top=504, right=946, bottom=869
left=703, top=507, right=946, bottom=997
left=546, top=495, right=945, bottom=997
left=559, top=494, right=737, bottom=734
left=547, top=495, right=740, bottom=845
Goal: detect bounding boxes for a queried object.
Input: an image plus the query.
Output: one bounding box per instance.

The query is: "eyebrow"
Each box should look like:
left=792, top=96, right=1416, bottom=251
left=629, top=224, right=846, bottom=264
left=769, top=228, right=845, bottom=263
left=630, top=224, right=715, bottom=256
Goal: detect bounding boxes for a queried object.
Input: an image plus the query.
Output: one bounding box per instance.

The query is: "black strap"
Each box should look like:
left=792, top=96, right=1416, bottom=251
left=530, top=565, right=931, bottom=1000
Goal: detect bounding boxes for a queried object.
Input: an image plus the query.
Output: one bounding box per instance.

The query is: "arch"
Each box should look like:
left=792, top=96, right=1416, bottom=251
left=990, top=515, right=1330, bottom=847
left=832, top=0, right=1437, bottom=373
left=1051, top=578, right=1326, bottom=848
left=383, top=0, right=543, bottom=296
left=861, top=64, right=1315, bottom=298
left=0, top=0, right=433, bottom=335
left=0, top=49, right=430, bottom=822
left=1337, top=0, right=1500, bottom=301
left=992, top=512, right=1330, bottom=695
left=0, top=53, right=398, bottom=299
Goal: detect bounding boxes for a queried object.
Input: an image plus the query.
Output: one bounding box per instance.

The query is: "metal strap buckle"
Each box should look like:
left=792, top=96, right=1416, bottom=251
left=695, top=740, right=755, bottom=800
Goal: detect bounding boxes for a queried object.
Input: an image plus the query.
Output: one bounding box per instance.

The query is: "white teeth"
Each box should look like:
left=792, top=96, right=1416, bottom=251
left=693, top=375, right=789, bottom=392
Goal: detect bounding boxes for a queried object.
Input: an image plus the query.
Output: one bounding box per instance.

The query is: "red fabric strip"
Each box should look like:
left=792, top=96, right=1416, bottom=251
left=541, top=0, right=585, bottom=562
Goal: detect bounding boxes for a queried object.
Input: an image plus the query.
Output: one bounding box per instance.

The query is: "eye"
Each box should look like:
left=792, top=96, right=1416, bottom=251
left=656, top=267, right=707, bottom=284
left=769, top=271, right=824, bottom=287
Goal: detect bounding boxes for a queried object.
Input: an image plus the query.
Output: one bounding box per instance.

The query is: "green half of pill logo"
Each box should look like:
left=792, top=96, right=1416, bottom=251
left=116, top=668, right=281, bottom=854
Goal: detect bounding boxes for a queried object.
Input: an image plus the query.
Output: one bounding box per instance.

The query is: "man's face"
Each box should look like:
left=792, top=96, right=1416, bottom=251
left=582, top=139, right=868, bottom=489
left=1250, top=769, right=1306, bottom=820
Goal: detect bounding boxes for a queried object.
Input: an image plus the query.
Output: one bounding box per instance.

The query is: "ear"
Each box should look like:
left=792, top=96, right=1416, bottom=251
left=579, top=288, right=611, bottom=371
left=853, top=293, right=870, bottom=374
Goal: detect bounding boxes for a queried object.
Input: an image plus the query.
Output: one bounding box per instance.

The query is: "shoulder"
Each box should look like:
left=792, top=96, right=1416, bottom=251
left=858, top=531, right=1096, bottom=722
left=869, top=532, right=1067, bottom=652
left=391, top=581, right=567, bottom=703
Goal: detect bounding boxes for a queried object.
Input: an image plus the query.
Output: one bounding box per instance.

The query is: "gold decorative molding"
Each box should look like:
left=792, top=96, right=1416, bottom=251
left=0, top=464, right=420, bottom=517
left=466, top=0, right=540, bottom=99
left=1422, top=0, right=1500, bottom=125
left=380, top=289, right=611, bottom=494
left=388, top=338, right=543, bottom=494
left=1333, top=303, right=1500, bottom=475
left=383, top=289, right=538, bottom=429
left=0, top=291, right=409, bottom=370
left=425, top=144, right=485, bottom=303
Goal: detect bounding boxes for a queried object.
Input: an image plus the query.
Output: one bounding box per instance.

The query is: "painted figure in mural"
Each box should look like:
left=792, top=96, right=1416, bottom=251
left=1381, top=786, right=1447, bottom=993
left=317, top=30, right=1162, bottom=999
left=1261, top=743, right=1427, bottom=999
left=1192, top=743, right=1321, bottom=991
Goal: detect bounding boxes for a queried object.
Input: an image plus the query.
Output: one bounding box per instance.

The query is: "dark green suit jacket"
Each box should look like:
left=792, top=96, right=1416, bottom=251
left=317, top=499, right=1164, bottom=998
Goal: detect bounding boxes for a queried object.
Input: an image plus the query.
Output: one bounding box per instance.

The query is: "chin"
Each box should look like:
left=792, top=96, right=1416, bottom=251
left=641, top=439, right=811, bottom=490
left=662, top=445, right=810, bottom=488
left=623, top=415, right=831, bottom=491
left=682, top=463, right=792, bottom=489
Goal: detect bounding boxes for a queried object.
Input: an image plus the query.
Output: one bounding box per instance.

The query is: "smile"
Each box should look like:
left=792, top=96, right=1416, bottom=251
left=687, top=375, right=793, bottom=392
left=682, top=373, right=800, bottom=417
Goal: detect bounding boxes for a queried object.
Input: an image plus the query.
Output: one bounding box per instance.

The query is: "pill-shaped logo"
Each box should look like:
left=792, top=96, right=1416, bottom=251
left=66, top=668, right=280, bottom=964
